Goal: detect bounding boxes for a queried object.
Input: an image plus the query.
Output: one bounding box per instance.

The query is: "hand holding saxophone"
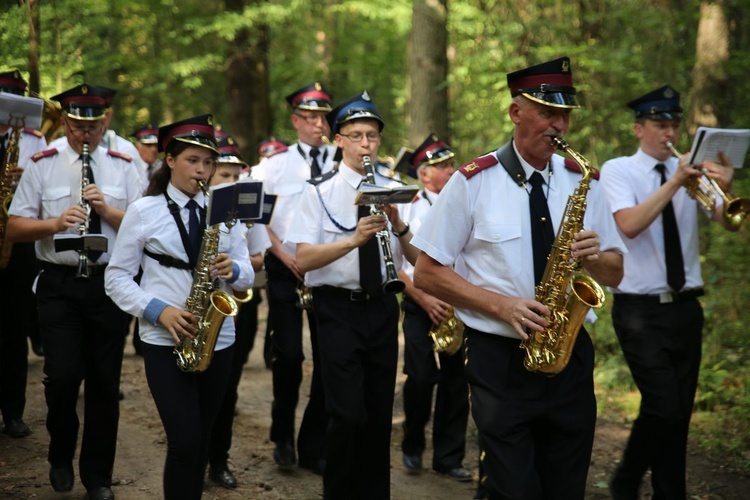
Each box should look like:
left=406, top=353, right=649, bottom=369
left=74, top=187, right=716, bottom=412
left=500, top=297, right=550, bottom=340
left=157, top=305, right=198, bottom=344
left=571, top=229, right=601, bottom=261
left=209, top=252, right=234, bottom=280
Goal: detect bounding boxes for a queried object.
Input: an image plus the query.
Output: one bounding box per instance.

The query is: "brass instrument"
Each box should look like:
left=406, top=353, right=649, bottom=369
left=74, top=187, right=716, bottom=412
left=362, top=155, right=406, bottom=294
left=29, top=91, right=64, bottom=143
left=175, top=181, right=249, bottom=372
left=76, top=142, right=92, bottom=278
left=0, top=115, right=24, bottom=269
left=295, top=282, right=313, bottom=310
left=429, top=308, right=465, bottom=356
left=520, top=137, right=605, bottom=376
left=667, top=141, right=749, bottom=228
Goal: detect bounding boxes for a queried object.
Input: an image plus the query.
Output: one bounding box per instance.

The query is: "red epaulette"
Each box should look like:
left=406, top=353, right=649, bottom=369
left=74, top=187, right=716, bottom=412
left=31, top=148, right=58, bottom=162
left=563, top=158, right=600, bottom=180
left=108, top=150, right=132, bottom=162
left=458, top=154, right=499, bottom=179
left=266, top=145, right=288, bottom=158
left=23, top=128, right=44, bottom=138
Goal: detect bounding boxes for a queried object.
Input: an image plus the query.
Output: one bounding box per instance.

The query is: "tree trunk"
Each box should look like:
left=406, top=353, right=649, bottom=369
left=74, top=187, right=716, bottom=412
left=407, top=0, right=450, bottom=146
left=24, top=0, right=41, bottom=95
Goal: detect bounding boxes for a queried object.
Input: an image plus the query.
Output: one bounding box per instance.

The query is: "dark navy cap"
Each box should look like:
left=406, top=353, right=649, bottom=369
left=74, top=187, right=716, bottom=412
left=326, top=91, right=385, bottom=135
left=0, top=69, right=27, bottom=95
left=215, top=132, right=248, bottom=167
left=627, top=85, right=683, bottom=121
left=396, top=134, right=455, bottom=179
left=132, top=124, right=159, bottom=144
left=51, top=84, right=109, bottom=120
left=97, top=85, right=117, bottom=107
left=257, top=137, right=289, bottom=159
left=158, top=114, right=218, bottom=153
left=285, top=82, right=333, bottom=111
left=507, top=56, right=579, bottom=109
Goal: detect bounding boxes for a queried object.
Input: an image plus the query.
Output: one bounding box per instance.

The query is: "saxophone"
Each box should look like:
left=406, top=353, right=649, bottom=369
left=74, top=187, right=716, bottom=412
left=429, top=308, right=465, bottom=356
left=174, top=182, right=250, bottom=372
left=0, top=116, right=23, bottom=269
left=520, top=137, right=605, bottom=376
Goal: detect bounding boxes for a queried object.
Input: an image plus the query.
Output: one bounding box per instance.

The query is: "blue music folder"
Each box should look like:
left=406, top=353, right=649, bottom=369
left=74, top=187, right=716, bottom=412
left=207, top=180, right=264, bottom=226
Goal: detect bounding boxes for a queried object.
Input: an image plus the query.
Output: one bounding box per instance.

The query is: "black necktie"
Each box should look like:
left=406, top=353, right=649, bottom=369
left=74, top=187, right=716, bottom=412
left=187, top=199, right=203, bottom=262
left=358, top=204, right=382, bottom=296
left=528, top=172, right=554, bottom=286
left=83, top=157, right=103, bottom=262
left=655, top=163, right=686, bottom=292
left=309, top=148, right=322, bottom=178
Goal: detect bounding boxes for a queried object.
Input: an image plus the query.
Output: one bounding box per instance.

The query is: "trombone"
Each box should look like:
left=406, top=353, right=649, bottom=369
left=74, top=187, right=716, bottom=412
left=666, top=141, right=750, bottom=229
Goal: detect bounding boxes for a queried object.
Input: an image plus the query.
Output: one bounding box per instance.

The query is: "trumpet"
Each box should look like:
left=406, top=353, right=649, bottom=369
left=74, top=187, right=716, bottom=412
left=667, top=141, right=749, bottom=228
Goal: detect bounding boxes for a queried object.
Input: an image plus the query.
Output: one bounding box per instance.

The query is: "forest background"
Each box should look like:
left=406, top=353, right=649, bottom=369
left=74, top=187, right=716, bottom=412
left=1, top=0, right=749, bottom=473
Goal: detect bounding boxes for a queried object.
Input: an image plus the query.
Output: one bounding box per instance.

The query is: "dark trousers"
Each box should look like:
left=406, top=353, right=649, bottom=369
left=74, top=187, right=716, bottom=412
left=464, top=327, right=596, bottom=500
left=612, top=297, right=703, bottom=499
left=313, top=286, right=399, bottom=500
left=0, top=242, right=39, bottom=422
left=208, top=289, right=262, bottom=467
left=401, top=297, right=469, bottom=470
left=265, top=253, right=326, bottom=462
left=143, top=343, right=233, bottom=500
left=35, top=265, right=130, bottom=489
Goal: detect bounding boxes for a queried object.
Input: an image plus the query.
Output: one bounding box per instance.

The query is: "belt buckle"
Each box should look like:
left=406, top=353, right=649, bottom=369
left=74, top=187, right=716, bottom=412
left=659, top=292, right=675, bottom=304
left=349, top=290, right=367, bottom=301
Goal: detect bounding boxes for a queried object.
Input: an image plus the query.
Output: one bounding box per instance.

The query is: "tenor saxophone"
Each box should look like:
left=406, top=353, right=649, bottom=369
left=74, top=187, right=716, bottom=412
left=174, top=182, right=247, bottom=372
left=0, top=116, right=23, bottom=269
left=520, top=137, right=605, bottom=376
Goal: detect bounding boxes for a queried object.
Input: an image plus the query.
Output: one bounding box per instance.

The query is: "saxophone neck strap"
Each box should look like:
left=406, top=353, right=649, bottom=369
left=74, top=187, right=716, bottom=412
left=496, top=140, right=528, bottom=187
left=143, top=248, right=192, bottom=271
left=163, top=192, right=205, bottom=269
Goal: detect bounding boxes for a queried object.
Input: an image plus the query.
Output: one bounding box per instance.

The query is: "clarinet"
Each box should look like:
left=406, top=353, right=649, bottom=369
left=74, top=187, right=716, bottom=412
left=76, top=142, right=92, bottom=279
left=362, top=155, right=405, bottom=294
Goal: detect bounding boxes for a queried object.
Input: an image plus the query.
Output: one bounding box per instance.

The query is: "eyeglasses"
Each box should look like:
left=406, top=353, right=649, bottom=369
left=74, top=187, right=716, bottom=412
left=339, top=132, right=381, bottom=143
left=65, top=119, right=104, bottom=137
left=294, top=113, right=325, bottom=125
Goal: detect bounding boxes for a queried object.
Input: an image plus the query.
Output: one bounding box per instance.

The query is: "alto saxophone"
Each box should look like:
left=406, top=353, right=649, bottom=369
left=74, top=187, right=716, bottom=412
left=0, top=115, right=24, bottom=269
left=175, top=182, right=250, bottom=372
left=429, top=307, right=465, bottom=356
left=520, top=137, right=605, bottom=376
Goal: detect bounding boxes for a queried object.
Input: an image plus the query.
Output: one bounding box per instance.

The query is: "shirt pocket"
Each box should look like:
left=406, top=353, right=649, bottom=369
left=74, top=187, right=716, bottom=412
left=41, top=186, right=72, bottom=220
left=473, top=223, right=523, bottom=278
left=321, top=212, right=354, bottom=236
left=101, top=185, right=127, bottom=211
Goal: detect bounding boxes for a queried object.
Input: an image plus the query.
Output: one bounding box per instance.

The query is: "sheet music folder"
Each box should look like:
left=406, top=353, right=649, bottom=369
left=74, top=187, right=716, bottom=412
left=687, top=127, right=750, bottom=168
left=207, top=180, right=264, bottom=226
left=0, top=93, right=44, bottom=129
left=53, top=233, right=108, bottom=253
left=355, top=183, right=419, bottom=205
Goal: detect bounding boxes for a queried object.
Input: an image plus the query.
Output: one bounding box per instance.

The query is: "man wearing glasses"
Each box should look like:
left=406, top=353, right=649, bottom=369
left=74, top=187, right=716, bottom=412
left=7, top=84, right=142, bottom=500
left=251, top=81, right=334, bottom=475
left=285, top=91, right=419, bottom=499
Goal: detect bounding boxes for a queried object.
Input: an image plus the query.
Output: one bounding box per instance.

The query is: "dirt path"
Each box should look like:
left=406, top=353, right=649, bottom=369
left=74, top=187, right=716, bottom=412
left=1, top=295, right=749, bottom=499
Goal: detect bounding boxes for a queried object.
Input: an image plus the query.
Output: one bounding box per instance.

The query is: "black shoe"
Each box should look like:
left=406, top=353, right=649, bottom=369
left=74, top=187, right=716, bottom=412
left=273, top=441, right=296, bottom=471
left=402, top=453, right=422, bottom=474
left=299, top=456, right=325, bottom=476
left=436, top=466, right=473, bottom=482
left=3, top=419, right=31, bottom=438
left=608, top=469, right=640, bottom=500
left=49, top=463, right=74, bottom=492
left=208, top=464, right=237, bottom=489
left=87, top=486, right=115, bottom=500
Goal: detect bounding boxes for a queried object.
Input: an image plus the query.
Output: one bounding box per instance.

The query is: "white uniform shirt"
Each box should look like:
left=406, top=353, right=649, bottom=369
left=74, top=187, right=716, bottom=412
left=104, top=183, right=254, bottom=349
left=245, top=223, right=272, bottom=256
left=398, top=188, right=437, bottom=281
left=9, top=142, right=143, bottom=265
left=251, top=142, right=336, bottom=243
left=600, top=148, right=706, bottom=295
left=411, top=148, right=626, bottom=339
left=285, top=162, right=406, bottom=290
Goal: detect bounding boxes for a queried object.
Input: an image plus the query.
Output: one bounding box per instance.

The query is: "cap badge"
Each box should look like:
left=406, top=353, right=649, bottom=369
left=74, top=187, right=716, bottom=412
left=207, top=116, right=214, bottom=126
left=13, top=70, right=20, bottom=79
left=362, top=90, right=371, bottom=101
left=664, top=87, right=674, bottom=98
left=561, top=60, right=570, bottom=73
left=82, top=85, right=88, bottom=94
left=314, top=82, right=322, bottom=91
left=228, top=137, right=235, bottom=145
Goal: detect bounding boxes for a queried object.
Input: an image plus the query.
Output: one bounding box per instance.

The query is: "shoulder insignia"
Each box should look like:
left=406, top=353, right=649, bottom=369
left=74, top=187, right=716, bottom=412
left=563, top=158, right=599, bottom=180
left=459, top=154, right=499, bottom=179
left=266, top=144, right=288, bottom=158
left=108, top=150, right=133, bottom=162
left=22, top=128, right=44, bottom=138
left=31, top=148, right=58, bottom=162
left=307, top=169, right=338, bottom=186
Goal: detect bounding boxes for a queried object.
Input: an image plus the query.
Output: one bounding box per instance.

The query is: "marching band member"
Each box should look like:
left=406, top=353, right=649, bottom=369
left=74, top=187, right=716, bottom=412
left=131, top=124, right=162, bottom=180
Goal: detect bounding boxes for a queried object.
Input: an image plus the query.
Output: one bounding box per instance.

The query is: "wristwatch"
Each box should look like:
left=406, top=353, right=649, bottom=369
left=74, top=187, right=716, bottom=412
left=392, top=221, right=410, bottom=238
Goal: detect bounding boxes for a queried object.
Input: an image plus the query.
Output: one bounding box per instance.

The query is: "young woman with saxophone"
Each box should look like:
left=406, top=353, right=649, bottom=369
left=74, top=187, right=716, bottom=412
left=411, top=58, right=626, bottom=500
left=104, top=115, right=253, bottom=500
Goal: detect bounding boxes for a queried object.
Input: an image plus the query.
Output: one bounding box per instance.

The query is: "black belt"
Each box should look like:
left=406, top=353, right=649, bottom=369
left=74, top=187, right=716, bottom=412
left=41, top=262, right=108, bottom=277
left=614, top=288, right=704, bottom=305
left=316, top=285, right=383, bottom=302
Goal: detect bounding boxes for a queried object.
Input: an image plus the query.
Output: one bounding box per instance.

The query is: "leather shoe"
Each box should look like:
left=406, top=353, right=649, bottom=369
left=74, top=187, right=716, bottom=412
left=436, top=466, right=473, bottom=482
left=87, top=486, right=115, bottom=500
left=299, top=456, right=325, bottom=476
left=49, top=463, right=74, bottom=492
left=3, top=419, right=31, bottom=438
left=273, top=441, right=296, bottom=471
left=608, top=470, right=640, bottom=500
left=402, top=453, right=422, bottom=474
left=208, top=464, right=237, bottom=489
